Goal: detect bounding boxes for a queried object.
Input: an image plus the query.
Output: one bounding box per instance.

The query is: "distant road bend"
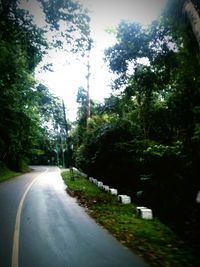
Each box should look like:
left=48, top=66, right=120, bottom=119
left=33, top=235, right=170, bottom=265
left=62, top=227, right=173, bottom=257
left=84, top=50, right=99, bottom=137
left=0, top=166, right=149, bottom=267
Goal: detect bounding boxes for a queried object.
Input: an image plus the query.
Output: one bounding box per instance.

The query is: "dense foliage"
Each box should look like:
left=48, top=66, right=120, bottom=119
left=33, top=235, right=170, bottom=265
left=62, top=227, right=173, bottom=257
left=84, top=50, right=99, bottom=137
left=72, top=0, right=200, bottom=253
left=0, top=0, right=47, bottom=170
left=0, top=0, right=199, bottom=257
left=0, top=0, right=90, bottom=170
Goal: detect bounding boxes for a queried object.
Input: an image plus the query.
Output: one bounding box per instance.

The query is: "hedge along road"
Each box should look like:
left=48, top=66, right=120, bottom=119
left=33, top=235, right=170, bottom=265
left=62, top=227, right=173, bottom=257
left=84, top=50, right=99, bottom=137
left=0, top=166, right=149, bottom=267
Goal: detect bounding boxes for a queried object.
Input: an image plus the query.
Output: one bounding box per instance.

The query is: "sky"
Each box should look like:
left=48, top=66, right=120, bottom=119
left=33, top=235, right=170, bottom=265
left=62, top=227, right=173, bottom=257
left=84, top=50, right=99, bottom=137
left=20, top=0, right=167, bottom=121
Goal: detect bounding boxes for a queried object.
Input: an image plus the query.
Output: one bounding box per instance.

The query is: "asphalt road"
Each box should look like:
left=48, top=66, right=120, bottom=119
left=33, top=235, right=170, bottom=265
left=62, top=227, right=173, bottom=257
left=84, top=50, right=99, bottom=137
left=0, top=166, right=149, bottom=267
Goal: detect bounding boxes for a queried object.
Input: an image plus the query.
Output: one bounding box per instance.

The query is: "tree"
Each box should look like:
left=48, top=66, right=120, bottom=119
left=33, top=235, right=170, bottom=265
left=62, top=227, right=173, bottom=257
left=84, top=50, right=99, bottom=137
left=38, top=0, right=91, bottom=53
left=0, top=0, right=91, bottom=170
left=183, top=0, right=200, bottom=50
left=33, top=83, right=70, bottom=166
left=73, top=3, right=200, bottom=250
left=164, top=0, right=200, bottom=52
left=0, top=0, right=48, bottom=170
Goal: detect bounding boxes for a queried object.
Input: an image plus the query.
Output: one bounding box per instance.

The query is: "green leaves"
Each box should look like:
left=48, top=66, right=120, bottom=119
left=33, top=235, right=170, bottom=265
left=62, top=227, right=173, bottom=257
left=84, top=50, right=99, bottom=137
left=0, top=0, right=92, bottom=170
left=71, top=2, right=200, bottom=252
left=0, top=1, right=47, bottom=170
left=105, top=21, right=151, bottom=78
left=39, top=0, right=91, bottom=53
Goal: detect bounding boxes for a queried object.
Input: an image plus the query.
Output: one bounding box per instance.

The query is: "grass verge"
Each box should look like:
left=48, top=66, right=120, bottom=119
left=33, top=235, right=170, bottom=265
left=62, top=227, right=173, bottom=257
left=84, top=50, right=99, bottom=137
left=62, top=170, right=199, bottom=267
left=0, top=164, right=21, bottom=183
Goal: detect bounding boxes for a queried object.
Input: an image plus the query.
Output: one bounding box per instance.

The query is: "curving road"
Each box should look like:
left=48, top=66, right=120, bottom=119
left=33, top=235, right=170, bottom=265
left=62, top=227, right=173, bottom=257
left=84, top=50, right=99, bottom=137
left=0, top=166, right=149, bottom=267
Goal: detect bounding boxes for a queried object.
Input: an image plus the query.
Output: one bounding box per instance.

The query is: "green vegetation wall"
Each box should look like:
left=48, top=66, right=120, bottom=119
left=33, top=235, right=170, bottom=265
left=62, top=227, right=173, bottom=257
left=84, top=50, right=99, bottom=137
left=0, top=0, right=90, bottom=171
left=72, top=0, right=200, bottom=250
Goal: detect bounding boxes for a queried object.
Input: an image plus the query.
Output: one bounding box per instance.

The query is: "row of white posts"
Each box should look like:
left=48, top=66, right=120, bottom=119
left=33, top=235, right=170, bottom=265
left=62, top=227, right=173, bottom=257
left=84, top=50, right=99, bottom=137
left=87, top=175, right=153, bottom=220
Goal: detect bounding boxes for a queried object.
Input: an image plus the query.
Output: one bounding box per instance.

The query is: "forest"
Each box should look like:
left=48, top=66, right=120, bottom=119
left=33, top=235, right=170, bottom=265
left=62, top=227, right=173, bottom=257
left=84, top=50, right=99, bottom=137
left=0, top=0, right=200, bottom=258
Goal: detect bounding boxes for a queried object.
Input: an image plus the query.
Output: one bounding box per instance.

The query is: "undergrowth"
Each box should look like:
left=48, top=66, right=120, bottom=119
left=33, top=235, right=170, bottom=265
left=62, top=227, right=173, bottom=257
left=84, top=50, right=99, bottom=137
left=0, top=163, right=21, bottom=182
left=62, top=170, right=199, bottom=267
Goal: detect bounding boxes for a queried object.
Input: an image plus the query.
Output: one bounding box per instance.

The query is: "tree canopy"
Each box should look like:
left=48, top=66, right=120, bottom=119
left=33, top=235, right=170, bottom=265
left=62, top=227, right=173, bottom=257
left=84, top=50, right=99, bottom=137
left=0, top=0, right=90, bottom=169
left=0, top=0, right=199, bottom=258
left=71, top=0, right=200, bottom=254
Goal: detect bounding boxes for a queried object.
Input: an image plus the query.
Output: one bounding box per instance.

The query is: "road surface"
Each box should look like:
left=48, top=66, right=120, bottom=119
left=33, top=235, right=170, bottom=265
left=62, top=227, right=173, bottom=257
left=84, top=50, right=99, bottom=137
left=0, top=166, right=149, bottom=267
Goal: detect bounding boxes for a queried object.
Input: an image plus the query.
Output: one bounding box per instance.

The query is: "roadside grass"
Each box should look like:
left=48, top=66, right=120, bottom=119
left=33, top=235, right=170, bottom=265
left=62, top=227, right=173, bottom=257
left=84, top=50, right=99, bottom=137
left=0, top=164, right=21, bottom=183
left=62, top=170, right=199, bottom=267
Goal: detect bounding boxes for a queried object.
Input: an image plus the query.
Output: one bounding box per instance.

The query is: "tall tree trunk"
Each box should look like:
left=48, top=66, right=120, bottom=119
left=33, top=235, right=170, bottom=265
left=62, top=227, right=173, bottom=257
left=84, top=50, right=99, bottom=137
left=183, top=0, right=200, bottom=50
left=86, top=40, right=92, bottom=124
left=62, top=100, right=68, bottom=137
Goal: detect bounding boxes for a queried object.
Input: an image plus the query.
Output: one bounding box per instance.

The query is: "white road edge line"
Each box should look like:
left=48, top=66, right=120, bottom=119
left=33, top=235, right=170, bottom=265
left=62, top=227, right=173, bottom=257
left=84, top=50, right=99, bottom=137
left=11, top=168, right=49, bottom=267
